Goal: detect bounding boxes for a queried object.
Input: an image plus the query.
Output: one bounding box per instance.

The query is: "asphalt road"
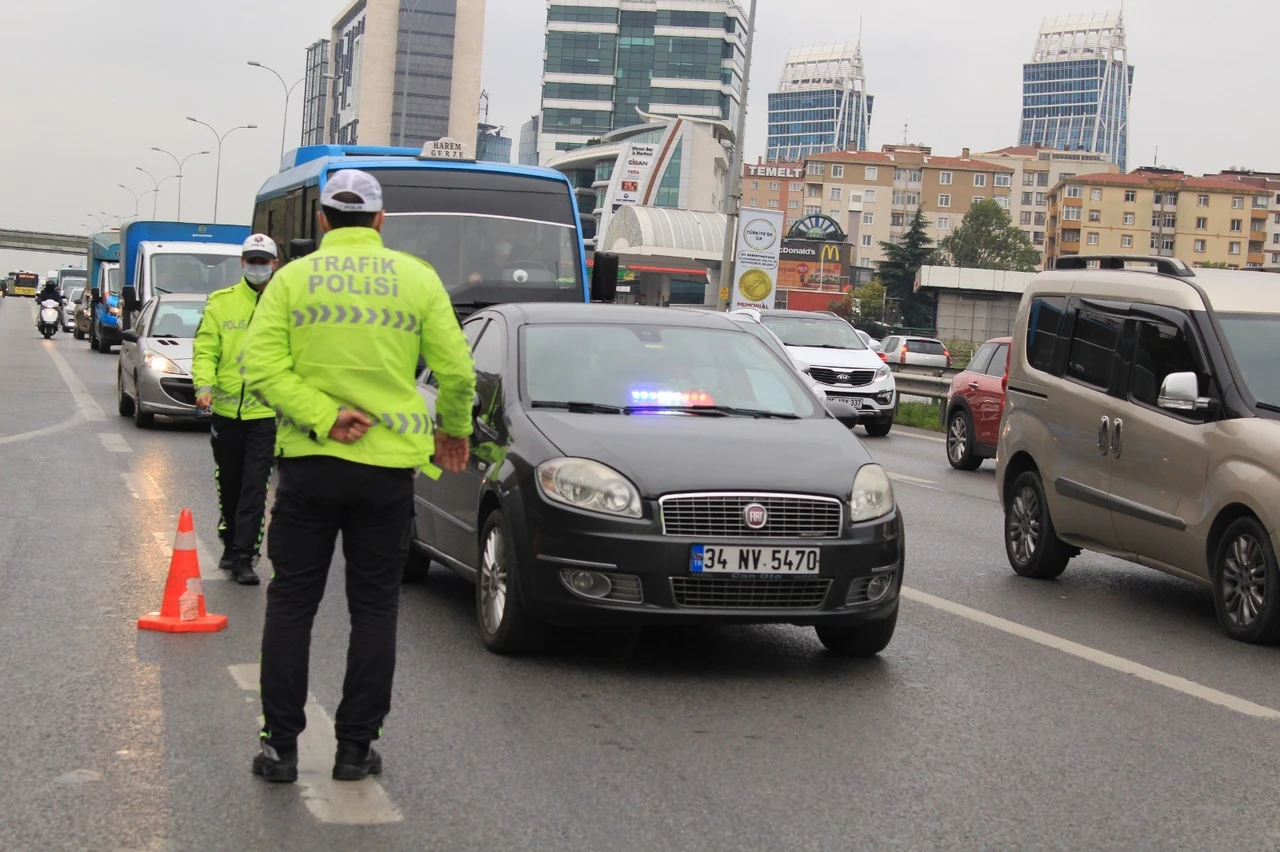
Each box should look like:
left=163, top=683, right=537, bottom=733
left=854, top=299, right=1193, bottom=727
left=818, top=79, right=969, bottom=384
left=2, top=295, right=1279, bottom=851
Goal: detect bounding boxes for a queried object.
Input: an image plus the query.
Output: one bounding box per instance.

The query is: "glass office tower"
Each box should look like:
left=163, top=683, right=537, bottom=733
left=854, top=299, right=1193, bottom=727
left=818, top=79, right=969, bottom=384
left=767, top=43, right=873, bottom=162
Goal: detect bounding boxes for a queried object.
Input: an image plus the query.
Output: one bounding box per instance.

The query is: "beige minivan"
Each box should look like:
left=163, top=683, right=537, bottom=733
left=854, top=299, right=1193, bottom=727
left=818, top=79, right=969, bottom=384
left=996, top=256, right=1280, bottom=643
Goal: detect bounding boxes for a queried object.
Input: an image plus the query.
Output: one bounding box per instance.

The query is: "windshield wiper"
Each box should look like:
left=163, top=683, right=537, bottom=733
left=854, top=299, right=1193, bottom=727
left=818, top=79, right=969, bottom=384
left=154, top=287, right=171, bottom=294
left=151, top=334, right=178, bottom=339
left=531, top=400, right=624, bottom=414
left=627, top=405, right=799, bottom=419
left=792, top=343, right=854, bottom=350
left=1256, top=402, right=1280, bottom=414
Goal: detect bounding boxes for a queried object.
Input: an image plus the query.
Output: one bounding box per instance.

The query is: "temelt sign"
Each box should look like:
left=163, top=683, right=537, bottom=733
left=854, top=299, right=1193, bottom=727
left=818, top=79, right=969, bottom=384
left=746, top=164, right=805, bottom=179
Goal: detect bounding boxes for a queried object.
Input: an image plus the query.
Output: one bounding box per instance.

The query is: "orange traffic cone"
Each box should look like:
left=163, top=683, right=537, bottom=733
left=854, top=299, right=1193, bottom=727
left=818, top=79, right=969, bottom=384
left=138, top=509, right=228, bottom=633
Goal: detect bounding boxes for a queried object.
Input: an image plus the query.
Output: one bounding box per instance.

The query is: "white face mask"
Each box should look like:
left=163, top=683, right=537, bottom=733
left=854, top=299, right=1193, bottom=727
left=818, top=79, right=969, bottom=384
left=244, top=263, right=274, bottom=288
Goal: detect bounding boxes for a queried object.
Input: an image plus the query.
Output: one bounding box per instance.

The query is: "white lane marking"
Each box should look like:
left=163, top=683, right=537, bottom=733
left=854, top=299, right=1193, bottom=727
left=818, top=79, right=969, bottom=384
left=901, top=586, right=1280, bottom=721
left=886, top=471, right=945, bottom=493
left=0, top=411, right=84, bottom=445
left=98, top=433, right=132, bottom=453
left=227, top=664, right=403, bottom=825
left=121, top=472, right=164, bottom=501
left=42, top=340, right=107, bottom=421
left=891, top=428, right=946, bottom=444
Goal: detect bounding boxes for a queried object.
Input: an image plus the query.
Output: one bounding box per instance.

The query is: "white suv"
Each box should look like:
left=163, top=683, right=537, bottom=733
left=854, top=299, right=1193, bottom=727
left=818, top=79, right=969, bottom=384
left=734, top=308, right=897, bottom=436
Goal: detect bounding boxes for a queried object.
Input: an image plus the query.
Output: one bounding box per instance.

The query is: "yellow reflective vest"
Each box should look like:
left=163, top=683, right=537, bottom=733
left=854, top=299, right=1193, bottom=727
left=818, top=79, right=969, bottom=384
left=240, top=227, right=476, bottom=472
left=191, top=280, right=275, bottom=421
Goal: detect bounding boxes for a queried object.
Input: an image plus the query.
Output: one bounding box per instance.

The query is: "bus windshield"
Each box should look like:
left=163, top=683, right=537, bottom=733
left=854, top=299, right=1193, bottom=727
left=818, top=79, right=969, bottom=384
left=150, top=253, right=241, bottom=295
left=380, top=213, right=582, bottom=306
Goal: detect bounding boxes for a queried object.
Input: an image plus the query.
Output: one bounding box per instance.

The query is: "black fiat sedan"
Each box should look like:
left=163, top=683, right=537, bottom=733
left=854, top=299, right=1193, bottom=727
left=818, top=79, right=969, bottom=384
left=409, top=304, right=904, bottom=656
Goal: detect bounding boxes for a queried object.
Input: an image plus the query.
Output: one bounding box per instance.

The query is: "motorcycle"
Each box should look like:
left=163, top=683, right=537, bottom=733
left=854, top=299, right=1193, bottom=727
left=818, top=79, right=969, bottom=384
left=37, top=299, right=61, bottom=339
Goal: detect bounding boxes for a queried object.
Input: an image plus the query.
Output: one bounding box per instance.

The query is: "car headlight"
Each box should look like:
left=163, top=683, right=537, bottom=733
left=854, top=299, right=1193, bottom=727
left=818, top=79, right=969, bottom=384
left=874, top=364, right=891, bottom=382
left=536, top=458, right=642, bottom=518
left=850, top=463, right=894, bottom=523
left=143, top=350, right=184, bottom=375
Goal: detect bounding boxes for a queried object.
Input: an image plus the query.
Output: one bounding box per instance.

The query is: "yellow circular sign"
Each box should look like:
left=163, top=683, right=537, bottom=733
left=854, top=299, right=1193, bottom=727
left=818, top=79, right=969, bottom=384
left=738, top=269, right=773, bottom=301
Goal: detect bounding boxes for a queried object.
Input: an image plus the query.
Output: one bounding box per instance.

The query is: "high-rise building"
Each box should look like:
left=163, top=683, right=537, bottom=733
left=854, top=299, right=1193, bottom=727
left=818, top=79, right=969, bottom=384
left=536, top=0, right=748, bottom=165
left=477, top=123, right=513, bottom=163
left=767, top=43, right=873, bottom=162
left=1018, top=12, right=1134, bottom=171
left=518, top=115, right=540, bottom=166
left=301, top=39, right=332, bottom=147
left=327, top=0, right=485, bottom=148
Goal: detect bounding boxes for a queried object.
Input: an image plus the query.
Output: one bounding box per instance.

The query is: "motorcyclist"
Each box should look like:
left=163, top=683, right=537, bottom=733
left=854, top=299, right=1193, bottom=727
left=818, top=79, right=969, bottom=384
left=35, top=281, right=62, bottom=328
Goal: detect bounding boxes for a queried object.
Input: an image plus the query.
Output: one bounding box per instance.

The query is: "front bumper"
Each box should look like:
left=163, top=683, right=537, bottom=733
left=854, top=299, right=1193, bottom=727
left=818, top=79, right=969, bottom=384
left=815, top=381, right=896, bottom=422
left=512, top=497, right=905, bottom=628
left=137, top=369, right=202, bottom=419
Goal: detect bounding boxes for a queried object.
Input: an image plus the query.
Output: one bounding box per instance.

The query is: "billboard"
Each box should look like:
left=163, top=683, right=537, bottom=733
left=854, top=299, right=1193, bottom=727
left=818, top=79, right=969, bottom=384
left=612, top=143, right=657, bottom=207
left=730, top=208, right=785, bottom=310
left=777, top=239, right=850, bottom=291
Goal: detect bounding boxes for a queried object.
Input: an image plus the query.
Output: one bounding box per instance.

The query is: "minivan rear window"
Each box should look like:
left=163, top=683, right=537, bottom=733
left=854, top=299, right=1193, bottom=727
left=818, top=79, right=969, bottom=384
left=1026, top=296, right=1067, bottom=373
left=909, top=340, right=946, bottom=356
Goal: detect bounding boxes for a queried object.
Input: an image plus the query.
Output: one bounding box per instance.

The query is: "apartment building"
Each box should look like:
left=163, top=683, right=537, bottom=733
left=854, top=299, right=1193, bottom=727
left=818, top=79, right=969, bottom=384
left=741, top=160, right=806, bottom=228
left=800, top=144, right=1016, bottom=267
left=1208, top=170, right=1280, bottom=268
left=1045, top=169, right=1273, bottom=268
left=976, top=146, right=1119, bottom=261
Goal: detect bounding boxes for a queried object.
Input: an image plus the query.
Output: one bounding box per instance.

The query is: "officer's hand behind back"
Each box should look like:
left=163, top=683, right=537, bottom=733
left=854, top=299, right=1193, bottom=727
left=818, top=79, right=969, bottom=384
left=329, top=409, right=373, bottom=444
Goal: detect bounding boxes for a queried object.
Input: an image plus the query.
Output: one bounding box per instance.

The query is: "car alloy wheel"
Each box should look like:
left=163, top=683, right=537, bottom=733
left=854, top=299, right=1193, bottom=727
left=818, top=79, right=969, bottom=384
left=946, top=411, right=982, bottom=470
left=1004, top=471, right=1070, bottom=579
left=479, top=525, right=508, bottom=635
left=1009, top=486, right=1040, bottom=564
left=1221, top=532, right=1266, bottom=628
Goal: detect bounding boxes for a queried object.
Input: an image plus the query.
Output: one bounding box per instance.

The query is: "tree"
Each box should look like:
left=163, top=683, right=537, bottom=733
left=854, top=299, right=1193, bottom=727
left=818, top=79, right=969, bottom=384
left=876, top=207, right=937, bottom=329
left=1199, top=261, right=1231, bottom=269
left=829, top=279, right=888, bottom=328
left=939, top=200, right=1041, bottom=272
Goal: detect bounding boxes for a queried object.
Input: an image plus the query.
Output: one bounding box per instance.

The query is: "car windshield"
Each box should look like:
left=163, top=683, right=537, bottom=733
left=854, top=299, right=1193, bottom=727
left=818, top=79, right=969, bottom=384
left=60, top=273, right=86, bottom=289
left=1219, top=313, right=1280, bottom=409
left=66, top=286, right=84, bottom=303
left=149, top=303, right=206, bottom=338
left=106, top=267, right=120, bottom=292
left=380, top=213, right=582, bottom=304
left=150, top=253, right=241, bottom=295
left=761, top=315, right=867, bottom=350
left=729, top=318, right=795, bottom=366
left=523, top=323, right=821, bottom=418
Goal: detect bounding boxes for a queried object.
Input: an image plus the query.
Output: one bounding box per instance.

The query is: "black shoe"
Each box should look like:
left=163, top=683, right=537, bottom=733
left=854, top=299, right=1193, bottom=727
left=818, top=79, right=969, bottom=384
left=252, top=744, right=298, bottom=783
left=233, top=561, right=261, bottom=586
left=218, top=547, right=234, bottom=571
left=332, top=742, right=382, bottom=781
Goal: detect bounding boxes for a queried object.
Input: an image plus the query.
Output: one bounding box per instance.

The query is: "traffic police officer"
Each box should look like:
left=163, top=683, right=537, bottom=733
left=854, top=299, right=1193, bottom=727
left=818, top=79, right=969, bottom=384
left=191, top=234, right=280, bottom=585
left=240, top=169, right=476, bottom=783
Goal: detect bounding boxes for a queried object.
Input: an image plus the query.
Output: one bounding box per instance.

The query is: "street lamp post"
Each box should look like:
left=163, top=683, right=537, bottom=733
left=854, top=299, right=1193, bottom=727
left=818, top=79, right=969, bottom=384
left=136, top=168, right=179, bottom=219
left=118, top=184, right=143, bottom=219
left=398, top=0, right=425, bottom=146
left=187, top=118, right=257, bottom=223
left=248, top=61, right=336, bottom=163
left=86, top=213, right=108, bottom=232
left=716, top=0, right=759, bottom=312
left=150, top=148, right=209, bottom=221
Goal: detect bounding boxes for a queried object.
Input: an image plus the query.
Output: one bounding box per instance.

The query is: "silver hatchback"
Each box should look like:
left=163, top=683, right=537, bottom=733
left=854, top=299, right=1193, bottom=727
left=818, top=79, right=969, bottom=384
left=880, top=335, right=951, bottom=369
left=117, top=294, right=208, bottom=428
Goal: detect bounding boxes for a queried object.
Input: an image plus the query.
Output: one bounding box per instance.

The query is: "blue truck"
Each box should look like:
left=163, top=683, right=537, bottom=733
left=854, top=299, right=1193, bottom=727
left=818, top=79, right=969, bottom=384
left=86, top=232, right=122, bottom=353
left=117, top=221, right=250, bottom=330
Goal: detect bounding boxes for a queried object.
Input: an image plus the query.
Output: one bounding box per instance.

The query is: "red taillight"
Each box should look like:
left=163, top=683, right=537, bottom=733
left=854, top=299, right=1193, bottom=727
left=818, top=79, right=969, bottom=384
left=944, top=348, right=951, bottom=368
left=877, top=351, right=888, bottom=362
left=899, top=342, right=908, bottom=364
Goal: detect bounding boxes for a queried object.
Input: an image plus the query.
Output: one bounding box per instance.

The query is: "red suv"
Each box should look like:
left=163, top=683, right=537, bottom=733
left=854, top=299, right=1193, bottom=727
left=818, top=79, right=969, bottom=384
left=943, top=337, right=1010, bottom=470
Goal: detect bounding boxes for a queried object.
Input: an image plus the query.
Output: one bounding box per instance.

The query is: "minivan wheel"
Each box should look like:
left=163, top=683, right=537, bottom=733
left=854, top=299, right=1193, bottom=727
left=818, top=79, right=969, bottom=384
left=946, top=409, right=982, bottom=471
left=1213, top=517, right=1280, bottom=644
left=476, top=511, right=546, bottom=654
left=1005, top=471, right=1070, bottom=579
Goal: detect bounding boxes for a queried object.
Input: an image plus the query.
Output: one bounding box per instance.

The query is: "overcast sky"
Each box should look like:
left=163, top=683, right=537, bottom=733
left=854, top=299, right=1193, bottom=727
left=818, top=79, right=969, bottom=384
left=4, top=0, right=1274, bottom=275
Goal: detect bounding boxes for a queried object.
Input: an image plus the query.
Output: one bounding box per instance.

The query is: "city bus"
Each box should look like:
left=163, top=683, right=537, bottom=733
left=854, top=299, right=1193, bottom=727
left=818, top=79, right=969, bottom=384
left=253, top=139, right=612, bottom=316
left=11, top=272, right=39, bottom=298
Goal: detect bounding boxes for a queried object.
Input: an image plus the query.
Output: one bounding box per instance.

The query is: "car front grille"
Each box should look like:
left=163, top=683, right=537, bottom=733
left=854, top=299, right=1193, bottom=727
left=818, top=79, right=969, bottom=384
left=159, top=378, right=196, bottom=407
left=809, top=367, right=876, bottom=387
left=660, top=493, right=843, bottom=539
left=671, top=577, right=831, bottom=609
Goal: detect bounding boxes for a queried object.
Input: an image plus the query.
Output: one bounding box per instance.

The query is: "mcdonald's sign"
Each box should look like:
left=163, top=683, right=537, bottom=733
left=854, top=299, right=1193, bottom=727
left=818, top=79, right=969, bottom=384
left=820, top=243, right=842, bottom=264
left=777, top=240, right=849, bottom=290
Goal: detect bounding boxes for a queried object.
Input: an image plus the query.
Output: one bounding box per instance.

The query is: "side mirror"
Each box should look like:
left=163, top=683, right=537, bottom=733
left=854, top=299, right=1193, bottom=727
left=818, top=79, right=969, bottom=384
left=825, top=400, right=860, bottom=429
left=590, top=252, right=619, bottom=303
left=472, top=393, right=484, bottom=415
left=123, top=284, right=141, bottom=312
left=121, top=329, right=139, bottom=344
left=1158, top=371, right=1211, bottom=411
left=289, top=239, right=317, bottom=260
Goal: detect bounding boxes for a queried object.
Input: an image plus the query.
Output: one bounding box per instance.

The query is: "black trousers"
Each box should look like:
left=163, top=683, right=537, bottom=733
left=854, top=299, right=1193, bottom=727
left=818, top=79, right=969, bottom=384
left=210, top=415, right=277, bottom=562
left=260, top=456, right=414, bottom=752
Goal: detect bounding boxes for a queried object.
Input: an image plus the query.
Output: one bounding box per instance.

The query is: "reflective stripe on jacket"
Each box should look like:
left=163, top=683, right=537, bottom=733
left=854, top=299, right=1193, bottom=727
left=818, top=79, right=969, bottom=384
left=239, top=227, right=476, bottom=471
left=191, top=280, right=274, bottom=421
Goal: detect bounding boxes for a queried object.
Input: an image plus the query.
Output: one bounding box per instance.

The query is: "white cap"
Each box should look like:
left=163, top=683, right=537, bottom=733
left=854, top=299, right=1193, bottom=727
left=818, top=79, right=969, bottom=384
left=320, top=169, right=384, bottom=213
left=241, top=233, right=278, bottom=260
